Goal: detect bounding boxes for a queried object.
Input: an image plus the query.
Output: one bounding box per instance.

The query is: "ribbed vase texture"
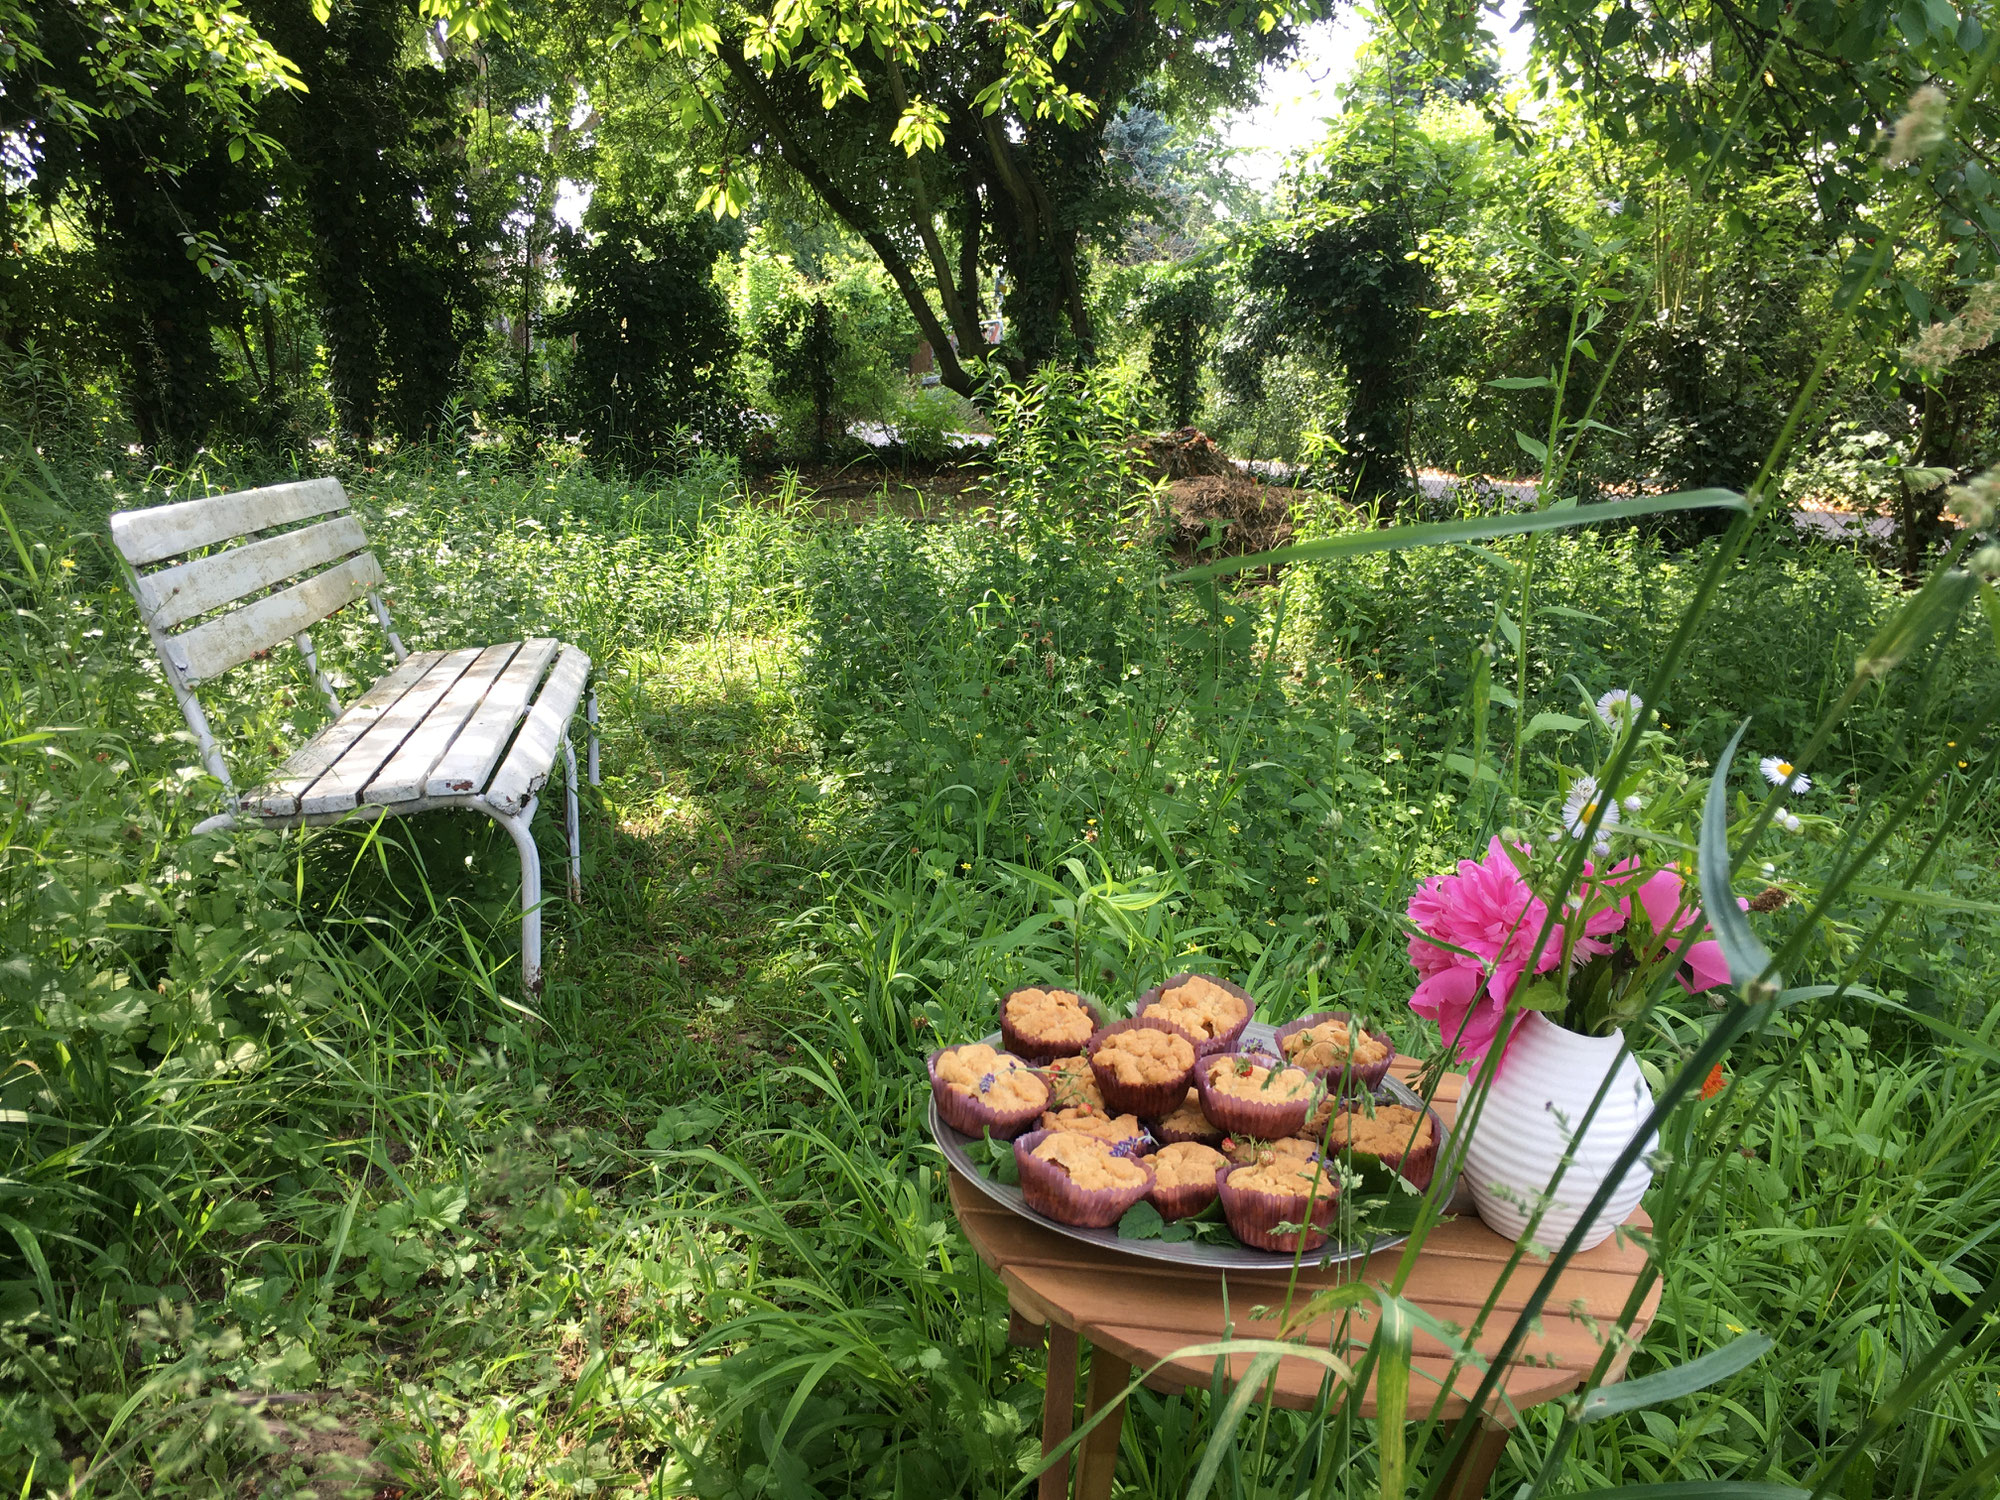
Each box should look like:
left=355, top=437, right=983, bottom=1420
left=1461, top=1012, right=1656, bottom=1252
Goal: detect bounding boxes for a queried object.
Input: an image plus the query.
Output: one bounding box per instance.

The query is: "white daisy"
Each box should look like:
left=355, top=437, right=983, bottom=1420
left=1562, top=775, right=1620, bottom=841
left=1776, top=809, right=1802, bottom=833
left=1759, top=755, right=1812, bottom=794
left=1622, top=794, right=1643, bottom=813
left=1596, top=688, right=1644, bottom=728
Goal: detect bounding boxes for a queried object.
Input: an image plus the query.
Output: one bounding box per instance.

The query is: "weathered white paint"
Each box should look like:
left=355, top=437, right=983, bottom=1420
left=135, top=513, right=371, bottom=630
left=250, top=650, right=444, bottom=817
left=364, top=641, right=521, bottom=806
left=110, top=477, right=348, bottom=565
left=423, top=637, right=560, bottom=798
left=298, top=646, right=482, bottom=815
left=488, top=645, right=590, bottom=814
left=170, top=551, right=385, bottom=682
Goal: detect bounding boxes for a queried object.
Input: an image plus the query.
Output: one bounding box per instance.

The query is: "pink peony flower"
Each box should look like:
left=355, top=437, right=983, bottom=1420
left=1626, top=866, right=1734, bottom=994
left=1406, top=838, right=1574, bottom=1067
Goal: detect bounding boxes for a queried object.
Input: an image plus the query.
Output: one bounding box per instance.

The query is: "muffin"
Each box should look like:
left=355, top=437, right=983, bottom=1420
left=1150, top=1086, right=1225, bottom=1146
left=1217, top=1148, right=1340, bottom=1253
left=1139, top=974, right=1254, bottom=1056
left=1088, top=1018, right=1198, bottom=1118
left=1041, top=1054, right=1108, bottom=1115
left=1148, top=1141, right=1227, bottom=1221
left=1000, top=986, right=1103, bottom=1063
left=929, top=1043, right=1050, bottom=1139
left=1195, top=1051, right=1318, bottom=1140
left=1316, top=1099, right=1441, bottom=1190
left=1223, top=1134, right=1317, bottom=1167
left=1272, top=1011, right=1396, bottom=1093
left=1014, top=1128, right=1156, bottom=1228
left=1040, top=1107, right=1150, bottom=1156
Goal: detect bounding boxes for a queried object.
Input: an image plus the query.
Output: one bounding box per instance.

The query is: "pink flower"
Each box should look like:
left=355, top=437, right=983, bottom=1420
left=1626, top=867, right=1734, bottom=994
left=1406, top=838, right=1573, bottom=1067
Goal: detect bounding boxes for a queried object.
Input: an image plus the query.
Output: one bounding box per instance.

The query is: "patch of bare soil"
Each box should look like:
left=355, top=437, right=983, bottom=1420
left=742, top=455, right=993, bottom=520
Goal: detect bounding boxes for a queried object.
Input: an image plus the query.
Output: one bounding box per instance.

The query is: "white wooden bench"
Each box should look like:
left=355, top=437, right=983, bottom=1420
left=110, top=477, right=597, bottom=997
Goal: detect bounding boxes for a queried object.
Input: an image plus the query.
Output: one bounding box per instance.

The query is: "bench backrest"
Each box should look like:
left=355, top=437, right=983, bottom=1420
left=109, top=478, right=404, bottom=790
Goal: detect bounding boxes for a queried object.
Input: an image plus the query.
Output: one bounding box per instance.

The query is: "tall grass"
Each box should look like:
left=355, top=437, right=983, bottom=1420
left=1, top=344, right=1996, bottom=1500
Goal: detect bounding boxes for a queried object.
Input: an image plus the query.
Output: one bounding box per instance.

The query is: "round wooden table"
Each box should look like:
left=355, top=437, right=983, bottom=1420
left=947, top=1063, right=1661, bottom=1500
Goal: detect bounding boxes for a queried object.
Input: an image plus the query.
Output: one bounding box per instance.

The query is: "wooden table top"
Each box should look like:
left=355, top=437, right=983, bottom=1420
left=948, top=1063, right=1661, bottom=1424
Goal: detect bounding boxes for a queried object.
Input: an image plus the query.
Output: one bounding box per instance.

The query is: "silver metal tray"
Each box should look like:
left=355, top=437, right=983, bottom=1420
left=933, top=1021, right=1456, bottom=1271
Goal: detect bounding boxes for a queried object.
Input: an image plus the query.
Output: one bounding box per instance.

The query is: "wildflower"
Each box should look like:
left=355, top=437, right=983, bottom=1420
left=1902, top=283, right=2000, bottom=374
left=1562, top=776, right=1620, bottom=840
left=1946, top=466, right=2000, bottom=528
left=1228, top=823, right=1240, bottom=834
left=1775, top=809, right=1802, bottom=833
left=960, top=861, right=971, bottom=871
left=1595, top=688, right=1643, bottom=728
left=1883, top=84, right=1948, bottom=166
left=1224, top=614, right=1236, bottom=624
left=1701, top=1063, right=1726, bottom=1100
left=1759, top=756, right=1811, bottom=794
left=1306, top=875, right=1319, bottom=885
left=1622, top=794, right=1643, bottom=812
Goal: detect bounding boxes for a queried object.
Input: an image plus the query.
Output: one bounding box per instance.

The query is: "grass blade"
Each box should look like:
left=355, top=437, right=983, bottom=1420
left=1577, top=1333, right=1774, bottom=1422
left=1171, top=489, right=1746, bottom=582
left=1699, top=720, right=1778, bottom=992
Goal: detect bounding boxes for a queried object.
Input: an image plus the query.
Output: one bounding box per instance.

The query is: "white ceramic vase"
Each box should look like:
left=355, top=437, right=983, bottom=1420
left=1460, top=1011, right=1657, bottom=1252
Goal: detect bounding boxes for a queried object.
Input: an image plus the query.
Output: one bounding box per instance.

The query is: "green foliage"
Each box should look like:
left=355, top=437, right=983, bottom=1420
left=1133, top=259, right=1220, bottom=428
left=550, top=206, right=746, bottom=468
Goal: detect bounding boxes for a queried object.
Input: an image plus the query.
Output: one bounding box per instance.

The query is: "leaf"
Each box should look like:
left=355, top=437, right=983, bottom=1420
left=1601, top=5, right=1640, bottom=48
left=1699, top=722, right=1780, bottom=994
left=1521, top=711, right=1586, bottom=743
left=1854, top=568, right=1975, bottom=680
left=1579, top=1332, right=1775, bottom=1421
left=1170, top=490, right=1747, bottom=583
left=1118, top=1202, right=1165, bottom=1240
left=1186, top=1352, right=1283, bottom=1500
left=1445, top=753, right=1501, bottom=785
left=1515, top=429, right=1551, bottom=463
left=1487, top=375, right=1553, bottom=389
left=1514, top=977, right=1569, bottom=1013
left=1375, top=1300, right=1411, bottom=1500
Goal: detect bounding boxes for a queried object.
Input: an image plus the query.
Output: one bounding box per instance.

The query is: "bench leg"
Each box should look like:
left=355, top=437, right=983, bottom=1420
left=586, top=691, right=600, bottom=787
left=1040, top=1324, right=1079, bottom=1500
left=1076, top=1345, right=1130, bottom=1500
left=475, top=795, right=543, bottom=998
left=562, top=735, right=582, bottom=903
left=1436, top=1418, right=1511, bottom=1500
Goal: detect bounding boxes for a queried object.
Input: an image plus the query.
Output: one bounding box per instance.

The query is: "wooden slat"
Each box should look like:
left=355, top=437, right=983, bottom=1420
left=364, top=642, right=522, bottom=807
left=248, top=651, right=446, bottom=817
left=297, top=648, right=483, bottom=815
left=136, top=514, right=371, bottom=631
left=424, top=639, right=561, bottom=798
left=110, top=478, right=349, bottom=567
left=169, top=552, right=384, bottom=683
left=486, top=646, right=590, bottom=813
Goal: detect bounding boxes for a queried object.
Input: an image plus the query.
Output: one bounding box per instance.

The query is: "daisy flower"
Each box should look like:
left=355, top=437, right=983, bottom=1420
left=1595, top=688, right=1644, bottom=728
left=1759, top=756, right=1811, bottom=794
left=1562, top=775, right=1620, bottom=841
left=1775, top=809, right=1802, bottom=833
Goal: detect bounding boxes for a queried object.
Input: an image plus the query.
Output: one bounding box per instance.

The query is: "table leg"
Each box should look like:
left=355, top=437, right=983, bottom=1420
left=1435, top=1418, right=1511, bottom=1500
left=1039, top=1323, right=1079, bottom=1500
left=1075, top=1345, right=1131, bottom=1500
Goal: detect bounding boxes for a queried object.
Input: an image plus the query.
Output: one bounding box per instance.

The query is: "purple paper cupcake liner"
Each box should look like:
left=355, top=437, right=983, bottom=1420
left=999, top=986, right=1107, bottom=1063
left=1215, top=1160, right=1340, bottom=1253
left=1270, top=1011, right=1397, bottom=1095
left=1013, top=1128, right=1157, bottom=1228
left=1087, top=1016, right=1200, bottom=1119
left=1316, top=1099, right=1444, bottom=1192
left=1149, top=1174, right=1222, bottom=1222
left=1134, top=972, right=1256, bottom=1057
left=1195, top=1050, right=1318, bottom=1141
left=927, top=1045, right=1049, bottom=1140
left=1149, top=1087, right=1225, bottom=1146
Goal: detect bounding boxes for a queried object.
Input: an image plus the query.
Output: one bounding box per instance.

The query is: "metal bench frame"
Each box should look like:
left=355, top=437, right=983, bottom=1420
left=110, top=477, right=598, bottom=997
